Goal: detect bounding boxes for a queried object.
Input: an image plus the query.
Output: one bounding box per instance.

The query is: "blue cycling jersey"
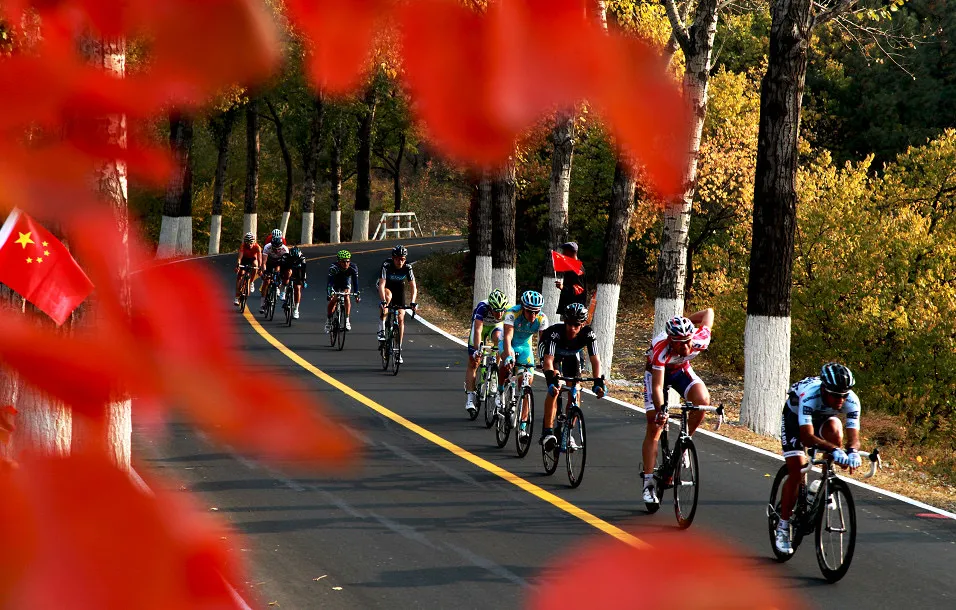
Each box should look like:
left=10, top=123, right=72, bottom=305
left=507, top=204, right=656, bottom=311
left=503, top=305, right=547, bottom=345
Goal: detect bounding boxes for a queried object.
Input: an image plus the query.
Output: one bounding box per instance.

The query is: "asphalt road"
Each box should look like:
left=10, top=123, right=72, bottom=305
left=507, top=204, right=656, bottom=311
left=137, top=236, right=956, bottom=609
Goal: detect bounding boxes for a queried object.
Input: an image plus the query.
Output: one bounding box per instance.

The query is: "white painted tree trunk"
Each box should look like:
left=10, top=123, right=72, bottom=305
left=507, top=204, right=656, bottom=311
left=592, top=283, right=621, bottom=376
left=243, top=213, right=257, bottom=240
left=352, top=209, right=370, bottom=242
left=653, top=297, right=685, bottom=335
left=741, top=315, right=791, bottom=436
left=156, top=215, right=180, bottom=259
left=208, top=214, right=222, bottom=254
left=0, top=288, right=21, bottom=463
left=177, top=214, right=192, bottom=256
left=541, top=281, right=561, bottom=321
left=280, top=210, right=290, bottom=237
left=491, top=266, right=517, bottom=307
left=473, top=255, right=493, bottom=309
left=301, top=211, right=314, bottom=245
left=11, top=386, right=71, bottom=457
left=330, top=211, right=341, bottom=244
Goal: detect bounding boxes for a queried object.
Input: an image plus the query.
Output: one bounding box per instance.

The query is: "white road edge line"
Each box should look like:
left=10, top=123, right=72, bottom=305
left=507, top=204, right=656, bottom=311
left=129, top=469, right=256, bottom=609
left=414, top=313, right=956, bottom=521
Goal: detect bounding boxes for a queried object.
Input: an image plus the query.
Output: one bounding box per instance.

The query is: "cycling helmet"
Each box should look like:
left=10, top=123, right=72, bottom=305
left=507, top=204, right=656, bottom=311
left=337, top=249, right=352, bottom=261
left=487, top=289, right=508, bottom=312
left=564, top=302, right=588, bottom=323
left=243, top=232, right=254, bottom=244
left=289, top=246, right=301, bottom=259
left=392, top=244, right=408, bottom=258
left=820, top=362, right=855, bottom=396
left=520, top=290, right=543, bottom=311
left=665, top=316, right=695, bottom=339
left=271, top=236, right=282, bottom=247
left=271, top=229, right=282, bottom=239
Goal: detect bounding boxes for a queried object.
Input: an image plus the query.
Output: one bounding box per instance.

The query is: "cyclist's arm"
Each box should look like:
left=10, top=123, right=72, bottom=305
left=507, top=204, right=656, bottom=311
left=588, top=353, right=602, bottom=379
left=845, top=427, right=860, bottom=452
left=688, top=307, right=714, bottom=330
left=798, top=424, right=841, bottom=453
left=541, top=354, right=555, bottom=372
left=650, top=366, right=666, bottom=410
left=470, top=318, right=483, bottom=352
left=350, top=264, right=359, bottom=293
left=502, top=324, right=515, bottom=359
left=409, top=276, right=418, bottom=305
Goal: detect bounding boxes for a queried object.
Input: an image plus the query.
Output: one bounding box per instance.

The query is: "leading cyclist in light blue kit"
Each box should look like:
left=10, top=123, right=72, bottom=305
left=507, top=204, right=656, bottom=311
left=497, top=290, right=548, bottom=441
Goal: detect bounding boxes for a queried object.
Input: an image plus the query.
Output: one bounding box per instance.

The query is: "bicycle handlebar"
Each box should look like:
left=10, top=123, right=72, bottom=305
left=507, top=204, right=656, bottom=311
left=802, top=448, right=881, bottom=480
left=555, top=375, right=604, bottom=384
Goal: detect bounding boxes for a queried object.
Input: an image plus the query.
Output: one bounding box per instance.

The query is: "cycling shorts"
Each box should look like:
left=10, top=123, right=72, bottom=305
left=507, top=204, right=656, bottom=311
left=781, top=405, right=840, bottom=459
left=239, top=257, right=257, bottom=270
left=643, top=367, right=703, bottom=412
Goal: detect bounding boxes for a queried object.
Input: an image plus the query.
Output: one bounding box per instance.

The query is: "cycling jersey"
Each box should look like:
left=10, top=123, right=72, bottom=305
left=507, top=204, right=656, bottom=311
left=468, top=301, right=504, bottom=354
left=786, top=377, right=861, bottom=430
left=279, top=252, right=307, bottom=282
left=503, top=305, right=548, bottom=345
left=328, top=262, right=359, bottom=292
left=645, top=326, right=712, bottom=371
left=239, top=242, right=262, bottom=264
left=539, top=322, right=596, bottom=358
left=262, top=243, right=289, bottom=268
left=380, top=259, right=415, bottom=291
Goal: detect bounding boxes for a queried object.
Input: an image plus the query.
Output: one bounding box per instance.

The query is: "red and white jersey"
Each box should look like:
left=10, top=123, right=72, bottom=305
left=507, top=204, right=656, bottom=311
left=646, top=326, right=712, bottom=371
left=262, top=242, right=289, bottom=262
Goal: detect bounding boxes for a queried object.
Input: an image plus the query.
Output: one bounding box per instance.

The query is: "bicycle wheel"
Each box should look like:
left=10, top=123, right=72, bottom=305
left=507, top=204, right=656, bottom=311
left=542, top=398, right=561, bottom=475
left=238, top=277, right=248, bottom=313
left=329, top=310, right=338, bottom=347
left=336, top=305, right=347, bottom=351
left=285, top=291, right=294, bottom=326
left=643, top=428, right=669, bottom=514
left=391, top=330, right=401, bottom=376
left=515, top=387, right=534, bottom=458
left=483, top=364, right=497, bottom=428
left=380, top=326, right=391, bottom=371
left=673, top=437, right=700, bottom=529
left=815, top=478, right=856, bottom=582
left=495, top=387, right=513, bottom=448
left=266, top=284, right=277, bottom=321
left=566, top=405, right=587, bottom=488
left=767, top=464, right=801, bottom=562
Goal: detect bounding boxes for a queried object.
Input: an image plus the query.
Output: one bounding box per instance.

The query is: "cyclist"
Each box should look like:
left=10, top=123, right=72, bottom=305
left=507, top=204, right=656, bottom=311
left=495, top=291, right=548, bottom=438
left=539, top=302, right=606, bottom=451
left=327, top=249, right=360, bottom=333
left=774, top=362, right=861, bottom=555
left=464, top=288, right=509, bottom=417
left=235, top=232, right=261, bottom=306
left=641, top=309, right=714, bottom=505
left=259, top=229, right=289, bottom=313
left=279, top=246, right=307, bottom=319
left=377, top=244, right=417, bottom=363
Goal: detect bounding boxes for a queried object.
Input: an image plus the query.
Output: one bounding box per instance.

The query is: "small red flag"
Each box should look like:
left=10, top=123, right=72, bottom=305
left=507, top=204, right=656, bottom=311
left=551, top=250, right=584, bottom=275
left=0, top=209, right=94, bottom=325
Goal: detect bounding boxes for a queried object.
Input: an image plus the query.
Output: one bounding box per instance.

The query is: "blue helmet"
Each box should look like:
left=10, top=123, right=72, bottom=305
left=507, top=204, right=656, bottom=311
left=520, top=290, right=543, bottom=311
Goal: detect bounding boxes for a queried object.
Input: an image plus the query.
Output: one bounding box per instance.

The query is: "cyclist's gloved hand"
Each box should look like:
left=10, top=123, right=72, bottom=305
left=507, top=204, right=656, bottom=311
left=468, top=345, right=480, bottom=358
left=380, top=300, right=388, bottom=307
left=654, top=407, right=668, bottom=425
left=831, top=447, right=850, bottom=466
left=847, top=449, right=862, bottom=469
left=592, top=377, right=606, bottom=398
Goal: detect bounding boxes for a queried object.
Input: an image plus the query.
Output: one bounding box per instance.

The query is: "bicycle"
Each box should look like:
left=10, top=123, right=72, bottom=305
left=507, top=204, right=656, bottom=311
left=283, top=277, right=304, bottom=327
left=472, top=344, right=499, bottom=426
left=328, top=291, right=357, bottom=351
left=641, top=391, right=724, bottom=529
left=542, top=374, right=603, bottom=488
left=235, top=264, right=256, bottom=314
left=493, top=363, right=535, bottom=458
left=380, top=304, right=415, bottom=376
left=261, top=269, right=281, bottom=321
left=767, top=447, right=881, bottom=582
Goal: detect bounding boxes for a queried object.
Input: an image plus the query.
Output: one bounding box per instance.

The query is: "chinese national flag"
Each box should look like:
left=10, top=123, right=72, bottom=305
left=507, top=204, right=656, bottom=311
left=551, top=250, right=584, bottom=275
left=0, top=209, right=94, bottom=326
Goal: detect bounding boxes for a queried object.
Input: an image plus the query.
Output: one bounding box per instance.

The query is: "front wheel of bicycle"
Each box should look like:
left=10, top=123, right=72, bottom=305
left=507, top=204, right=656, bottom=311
left=336, top=306, right=347, bottom=351
left=673, top=437, right=700, bottom=529
left=768, top=464, right=800, bottom=562
left=391, top=331, right=402, bottom=376
left=285, top=295, right=294, bottom=327
left=815, top=478, right=856, bottom=583
left=380, top=328, right=391, bottom=371
left=566, top=405, right=587, bottom=488
left=542, top=398, right=562, bottom=476
left=483, top=364, right=496, bottom=428
left=515, top=387, right=535, bottom=458
left=329, top=306, right=338, bottom=347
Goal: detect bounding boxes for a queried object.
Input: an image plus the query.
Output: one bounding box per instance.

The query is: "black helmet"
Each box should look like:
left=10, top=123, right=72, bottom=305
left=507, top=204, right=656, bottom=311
left=289, top=246, right=301, bottom=258
left=564, top=302, right=588, bottom=323
left=392, top=244, right=408, bottom=258
left=820, top=362, right=855, bottom=396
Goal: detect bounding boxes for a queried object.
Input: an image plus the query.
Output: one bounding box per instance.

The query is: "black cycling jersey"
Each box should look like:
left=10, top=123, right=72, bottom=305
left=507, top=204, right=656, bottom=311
left=328, top=261, right=359, bottom=291
left=279, top=253, right=307, bottom=281
left=539, top=322, right=597, bottom=359
left=380, top=259, right=415, bottom=293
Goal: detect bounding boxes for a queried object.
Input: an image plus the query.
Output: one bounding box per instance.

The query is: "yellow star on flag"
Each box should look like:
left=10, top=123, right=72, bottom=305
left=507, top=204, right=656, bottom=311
left=44, top=250, right=50, bottom=256
left=15, top=232, right=34, bottom=249
left=26, top=258, right=33, bottom=264
left=42, top=241, right=48, bottom=247
left=37, top=257, right=44, bottom=264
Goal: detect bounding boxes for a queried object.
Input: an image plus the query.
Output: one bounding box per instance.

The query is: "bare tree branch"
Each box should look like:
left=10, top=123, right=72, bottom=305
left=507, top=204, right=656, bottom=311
left=811, top=0, right=859, bottom=28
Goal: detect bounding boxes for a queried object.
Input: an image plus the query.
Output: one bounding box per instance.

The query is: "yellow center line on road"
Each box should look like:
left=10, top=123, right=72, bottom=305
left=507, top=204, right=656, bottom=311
left=242, top=309, right=646, bottom=549
left=304, top=238, right=466, bottom=263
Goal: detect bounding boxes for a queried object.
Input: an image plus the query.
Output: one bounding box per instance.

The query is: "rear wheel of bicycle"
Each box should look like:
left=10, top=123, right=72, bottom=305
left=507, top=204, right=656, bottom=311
left=542, top=397, right=561, bottom=475
left=644, top=429, right=669, bottom=514
left=566, top=406, right=587, bottom=488
left=815, top=478, right=856, bottom=582
left=515, top=387, right=535, bottom=458
left=673, top=437, right=700, bottom=529
left=768, top=464, right=800, bottom=562
left=495, top=389, right=513, bottom=448
left=391, top=331, right=402, bottom=376
left=336, top=306, right=347, bottom=351
left=483, top=365, right=497, bottom=429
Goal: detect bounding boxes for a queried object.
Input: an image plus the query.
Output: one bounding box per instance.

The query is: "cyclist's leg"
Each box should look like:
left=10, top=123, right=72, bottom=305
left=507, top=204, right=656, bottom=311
left=326, top=292, right=336, bottom=319
left=379, top=289, right=392, bottom=337
left=681, top=366, right=711, bottom=436
left=294, top=271, right=303, bottom=304
left=779, top=406, right=809, bottom=522
left=397, top=308, right=406, bottom=345
left=344, top=283, right=353, bottom=317
left=514, top=343, right=534, bottom=421
left=641, top=370, right=665, bottom=476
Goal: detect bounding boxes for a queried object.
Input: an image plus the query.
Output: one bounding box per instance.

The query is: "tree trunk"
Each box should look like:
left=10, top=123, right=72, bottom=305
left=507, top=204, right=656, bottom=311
left=243, top=98, right=260, bottom=239
left=591, top=1, right=607, bottom=29
left=0, top=287, right=23, bottom=463
left=541, top=110, right=575, bottom=320
left=593, top=160, right=636, bottom=376
left=353, top=83, right=378, bottom=242
left=330, top=132, right=342, bottom=244
left=265, top=98, right=293, bottom=238
left=654, top=0, right=718, bottom=334
left=491, top=160, right=517, bottom=305
left=157, top=112, right=193, bottom=259
left=208, top=107, right=237, bottom=254
left=300, top=95, right=323, bottom=245
left=393, top=132, right=406, bottom=213
left=741, top=0, right=812, bottom=436
left=473, top=171, right=494, bottom=308
left=177, top=116, right=194, bottom=256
